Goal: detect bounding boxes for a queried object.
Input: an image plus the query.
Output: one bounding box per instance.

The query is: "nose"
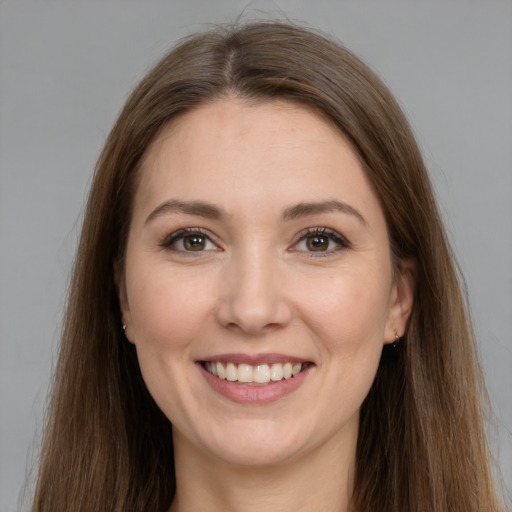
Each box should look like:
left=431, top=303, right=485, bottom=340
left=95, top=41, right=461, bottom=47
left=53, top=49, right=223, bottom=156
left=215, top=248, right=293, bottom=335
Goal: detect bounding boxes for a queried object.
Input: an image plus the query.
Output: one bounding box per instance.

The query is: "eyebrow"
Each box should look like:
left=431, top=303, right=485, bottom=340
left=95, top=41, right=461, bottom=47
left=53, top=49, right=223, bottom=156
left=145, top=199, right=225, bottom=225
left=144, top=198, right=367, bottom=226
left=282, top=200, right=367, bottom=226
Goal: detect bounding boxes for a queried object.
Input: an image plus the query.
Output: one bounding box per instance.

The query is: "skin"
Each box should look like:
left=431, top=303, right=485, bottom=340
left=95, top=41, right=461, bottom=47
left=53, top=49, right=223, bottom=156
left=118, top=97, right=414, bottom=512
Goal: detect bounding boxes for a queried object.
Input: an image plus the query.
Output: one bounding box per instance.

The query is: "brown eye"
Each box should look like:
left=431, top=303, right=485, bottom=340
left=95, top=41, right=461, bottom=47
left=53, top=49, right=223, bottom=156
left=306, top=235, right=329, bottom=251
left=163, top=229, right=218, bottom=253
left=291, top=228, right=350, bottom=255
left=183, top=235, right=206, bottom=251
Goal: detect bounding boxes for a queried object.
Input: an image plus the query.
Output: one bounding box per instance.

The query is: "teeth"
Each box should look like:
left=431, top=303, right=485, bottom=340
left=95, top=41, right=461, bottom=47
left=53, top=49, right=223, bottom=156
left=270, top=363, right=283, bottom=381
left=204, top=361, right=305, bottom=384
left=226, top=362, right=237, bottom=382
left=237, top=363, right=253, bottom=383
left=216, top=362, right=225, bottom=379
left=253, top=364, right=270, bottom=383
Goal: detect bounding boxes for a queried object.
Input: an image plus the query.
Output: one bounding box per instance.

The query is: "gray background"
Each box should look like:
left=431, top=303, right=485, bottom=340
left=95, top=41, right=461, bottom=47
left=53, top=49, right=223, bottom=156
left=1, top=1, right=511, bottom=510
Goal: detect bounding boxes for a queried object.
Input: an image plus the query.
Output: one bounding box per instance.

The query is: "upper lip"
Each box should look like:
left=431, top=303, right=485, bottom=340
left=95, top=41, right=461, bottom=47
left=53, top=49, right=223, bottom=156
left=199, top=353, right=311, bottom=365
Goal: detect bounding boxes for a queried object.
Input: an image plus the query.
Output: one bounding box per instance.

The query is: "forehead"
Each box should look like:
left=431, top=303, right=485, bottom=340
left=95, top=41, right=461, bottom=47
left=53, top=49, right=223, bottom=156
left=133, top=97, right=381, bottom=224
left=141, top=97, right=352, bottom=165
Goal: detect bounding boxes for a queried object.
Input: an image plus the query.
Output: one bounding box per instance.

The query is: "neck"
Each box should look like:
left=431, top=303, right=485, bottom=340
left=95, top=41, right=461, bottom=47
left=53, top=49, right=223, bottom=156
left=169, top=427, right=357, bottom=512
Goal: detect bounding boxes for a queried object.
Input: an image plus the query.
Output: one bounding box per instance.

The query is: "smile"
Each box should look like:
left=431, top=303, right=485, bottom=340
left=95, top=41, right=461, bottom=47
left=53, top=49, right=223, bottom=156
left=202, top=361, right=306, bottom=385
left=198, top=355, right=314, bottom=403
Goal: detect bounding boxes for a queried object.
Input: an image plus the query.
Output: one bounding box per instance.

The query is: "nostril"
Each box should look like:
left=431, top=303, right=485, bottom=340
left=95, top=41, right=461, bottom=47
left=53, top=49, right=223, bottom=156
left=215, top=295, right=293, bottom=335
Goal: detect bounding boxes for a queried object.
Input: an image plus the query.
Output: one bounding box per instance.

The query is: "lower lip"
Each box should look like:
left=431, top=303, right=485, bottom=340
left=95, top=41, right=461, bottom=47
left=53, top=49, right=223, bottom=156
left=198, top=363, right=312, bottom=404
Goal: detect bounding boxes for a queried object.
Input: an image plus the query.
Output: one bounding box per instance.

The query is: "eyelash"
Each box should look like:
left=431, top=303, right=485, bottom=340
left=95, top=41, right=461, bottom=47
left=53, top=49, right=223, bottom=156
left=160, top=228, right=217, bottom=254
left=292, top=227, right=351, bottom=256
left=159, top=227, right=350, bottom=255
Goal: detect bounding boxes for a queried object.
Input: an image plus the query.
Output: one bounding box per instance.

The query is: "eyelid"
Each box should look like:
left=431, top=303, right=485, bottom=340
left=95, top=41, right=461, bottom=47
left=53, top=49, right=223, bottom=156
left=160, top=227, right=221, bottom=252
left=159, top=226, right=349, bottom=255
left=290, top=227, right=351, bottom=254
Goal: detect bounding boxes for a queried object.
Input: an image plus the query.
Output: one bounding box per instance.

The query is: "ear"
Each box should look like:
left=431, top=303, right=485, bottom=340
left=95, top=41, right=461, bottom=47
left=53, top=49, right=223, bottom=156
left=114, top=260, right=135, bottom=344
left=384, top=258, right=416, bottom=343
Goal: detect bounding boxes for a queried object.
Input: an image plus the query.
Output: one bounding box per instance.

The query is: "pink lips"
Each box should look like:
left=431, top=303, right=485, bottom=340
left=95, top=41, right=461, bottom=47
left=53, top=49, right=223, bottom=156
left=197, top=353, right=313, bottom=404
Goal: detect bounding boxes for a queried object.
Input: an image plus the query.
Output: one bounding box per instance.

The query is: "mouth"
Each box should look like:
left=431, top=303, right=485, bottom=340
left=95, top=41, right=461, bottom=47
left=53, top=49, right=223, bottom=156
left=200, top=360, right=312, bottom=386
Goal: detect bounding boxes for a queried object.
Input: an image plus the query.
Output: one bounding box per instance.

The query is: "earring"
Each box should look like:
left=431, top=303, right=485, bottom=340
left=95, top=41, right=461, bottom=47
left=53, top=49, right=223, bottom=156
left=122, top=324, right=127, bottom=331
left=391, top=330, right=400, bottom=348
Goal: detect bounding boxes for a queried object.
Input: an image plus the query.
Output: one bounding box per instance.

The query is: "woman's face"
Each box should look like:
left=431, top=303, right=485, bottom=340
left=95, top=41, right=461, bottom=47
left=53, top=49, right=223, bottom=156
left=119, top=98, right=413, bottom=467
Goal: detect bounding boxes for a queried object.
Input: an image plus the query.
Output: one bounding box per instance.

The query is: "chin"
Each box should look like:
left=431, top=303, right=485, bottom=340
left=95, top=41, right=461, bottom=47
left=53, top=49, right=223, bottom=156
left=192, top=417, right=326, bottom=468
left=210, top=440, right=304, bottom=468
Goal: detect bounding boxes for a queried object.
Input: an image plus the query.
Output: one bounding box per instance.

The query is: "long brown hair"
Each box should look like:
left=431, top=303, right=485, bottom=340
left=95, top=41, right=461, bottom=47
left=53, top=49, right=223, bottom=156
left=32, top=22, right=502, bottom=511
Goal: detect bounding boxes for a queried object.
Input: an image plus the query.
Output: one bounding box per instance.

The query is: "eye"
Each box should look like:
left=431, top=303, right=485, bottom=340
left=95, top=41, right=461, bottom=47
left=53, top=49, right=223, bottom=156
left=162, top=228, right=219, bottom=253
left=291, top=228, right=350, bottom=255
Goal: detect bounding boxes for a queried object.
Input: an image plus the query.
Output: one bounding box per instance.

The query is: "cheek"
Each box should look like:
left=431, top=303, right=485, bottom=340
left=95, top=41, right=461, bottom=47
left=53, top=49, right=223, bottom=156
left=293, top=265, right=390, bottom=409
left=309, top=271, right=390, bottom=407
left=126, top=263, right=213, bottom=353
left=125, top=264, right=215, bottom=418
left=296, top=266, right=392, bottom=349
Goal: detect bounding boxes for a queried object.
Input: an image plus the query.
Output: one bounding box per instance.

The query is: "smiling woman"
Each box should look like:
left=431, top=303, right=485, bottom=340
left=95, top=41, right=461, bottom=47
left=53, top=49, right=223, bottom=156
left=31, top=22, right=502, bottom=512
left=119, top=99, right=412, bottom=484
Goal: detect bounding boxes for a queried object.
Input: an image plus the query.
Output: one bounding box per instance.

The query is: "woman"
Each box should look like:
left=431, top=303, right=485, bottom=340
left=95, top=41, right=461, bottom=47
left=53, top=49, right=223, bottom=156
left=32, top=21, right=502, bottom=511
